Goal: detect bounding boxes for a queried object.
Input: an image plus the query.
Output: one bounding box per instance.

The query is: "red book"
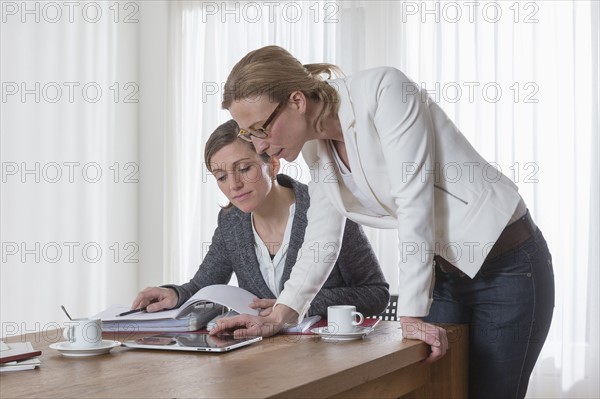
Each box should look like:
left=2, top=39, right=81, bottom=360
left=0, top=342, right=42, bottom=364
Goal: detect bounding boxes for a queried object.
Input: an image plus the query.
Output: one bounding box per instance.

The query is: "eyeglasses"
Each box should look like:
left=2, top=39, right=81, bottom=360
left=238, top=101, right=286, bottom=142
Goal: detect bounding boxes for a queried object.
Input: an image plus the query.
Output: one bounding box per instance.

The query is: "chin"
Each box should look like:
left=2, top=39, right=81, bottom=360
left=234, top=201, right=258, bottom=213
left=235, top=204, right=253, bottom=213
left=284, top=150, right=300, bottom=162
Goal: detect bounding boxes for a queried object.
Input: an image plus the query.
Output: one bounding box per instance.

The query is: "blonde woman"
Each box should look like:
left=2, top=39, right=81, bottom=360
left=132, top=120, right=389, bottom=319
left=211, top=46, right=555, bottom=399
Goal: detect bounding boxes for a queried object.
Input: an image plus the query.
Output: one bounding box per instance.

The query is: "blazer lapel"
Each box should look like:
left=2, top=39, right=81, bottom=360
left=232, top=210, right=276, bottom=299
left=335, top=77, right=395, bottom=216
left=279, top=177, right=309, bottom=292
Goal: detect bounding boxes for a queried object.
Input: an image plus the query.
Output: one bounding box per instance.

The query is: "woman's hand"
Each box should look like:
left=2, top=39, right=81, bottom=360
left=249, top=298, right=276, bottom=316
left=209, top=303, right=298, bottom=338
left=399, top=316, right=448, bottom=363
left=130, top=287, right=178, bottom=313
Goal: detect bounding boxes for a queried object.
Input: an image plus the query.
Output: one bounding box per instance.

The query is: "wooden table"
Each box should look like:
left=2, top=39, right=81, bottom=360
left=0, top=322, right=467, bottom=398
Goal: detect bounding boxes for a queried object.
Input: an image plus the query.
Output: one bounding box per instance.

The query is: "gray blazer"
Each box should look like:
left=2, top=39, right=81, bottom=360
left=165, top=174, right=389, bottom=317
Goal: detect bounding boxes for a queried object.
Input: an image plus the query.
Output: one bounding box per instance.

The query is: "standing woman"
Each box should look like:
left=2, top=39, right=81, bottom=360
left=210, top=46, right=555, bottom=399
left=131, top=120, right=389, bottom=320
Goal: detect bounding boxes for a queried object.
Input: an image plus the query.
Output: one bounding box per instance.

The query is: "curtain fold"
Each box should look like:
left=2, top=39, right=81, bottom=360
left=165, top=1, right=598, bottom=397
left=1, top=2, right=139, bottom=330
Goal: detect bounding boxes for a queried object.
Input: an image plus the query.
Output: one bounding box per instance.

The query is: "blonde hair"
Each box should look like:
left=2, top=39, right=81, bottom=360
left=222, top=45, right=343, bottom=131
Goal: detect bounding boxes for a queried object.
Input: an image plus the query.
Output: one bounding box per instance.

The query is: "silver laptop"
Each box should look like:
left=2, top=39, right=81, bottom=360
left=122, top=332, right=262, bottom=352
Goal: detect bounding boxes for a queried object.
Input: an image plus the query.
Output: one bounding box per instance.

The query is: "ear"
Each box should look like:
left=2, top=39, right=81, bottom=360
left=269, top=155, right=281, bottom=179
left=289, top=90, right=307, bottom=114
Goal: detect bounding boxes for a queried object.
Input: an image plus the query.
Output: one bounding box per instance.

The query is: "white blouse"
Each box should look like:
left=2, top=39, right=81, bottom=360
left=251, top=203, right=296, bottom=297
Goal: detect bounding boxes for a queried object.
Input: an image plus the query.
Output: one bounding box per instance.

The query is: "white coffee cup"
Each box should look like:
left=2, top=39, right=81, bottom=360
left=63, top=318, right=102, bottom=348
left=327, top=305, right=364, bottom=334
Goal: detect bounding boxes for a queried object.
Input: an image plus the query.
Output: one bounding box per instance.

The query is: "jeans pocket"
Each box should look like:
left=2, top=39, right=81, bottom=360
left=480, top=255, right=533, bottom=277
left=485, top=271, right=532, bottom=277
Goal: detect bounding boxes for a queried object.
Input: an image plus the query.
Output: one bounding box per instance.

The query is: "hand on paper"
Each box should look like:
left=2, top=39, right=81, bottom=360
left=131, top=287, right=178, bottom=313
left=209, top=303, right=298, bottom=338
left=399, top=316, right=448, bottom=363
left=249, top=298, right=276, bottom=316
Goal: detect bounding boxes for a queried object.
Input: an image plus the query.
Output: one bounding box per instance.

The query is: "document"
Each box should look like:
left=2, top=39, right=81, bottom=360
left=93, top=285, right=260, bottom=332
left=0, top=342, right=41, bottom=372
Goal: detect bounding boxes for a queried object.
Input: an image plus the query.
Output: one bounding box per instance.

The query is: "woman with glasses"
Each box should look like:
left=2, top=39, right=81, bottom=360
left=131, top=119, right=390, bottom=320
left=210, top=45, right=555, bottom=399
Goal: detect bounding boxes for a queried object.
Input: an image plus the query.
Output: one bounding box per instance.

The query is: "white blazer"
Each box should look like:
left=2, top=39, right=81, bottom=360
left=276, top=67, right=521, bottom=318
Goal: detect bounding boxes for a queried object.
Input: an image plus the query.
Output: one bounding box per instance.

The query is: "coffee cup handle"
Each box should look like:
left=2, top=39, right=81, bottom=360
left=63, top=326, right=73, bottom=342
left=352, top=311, right=364, bottom=326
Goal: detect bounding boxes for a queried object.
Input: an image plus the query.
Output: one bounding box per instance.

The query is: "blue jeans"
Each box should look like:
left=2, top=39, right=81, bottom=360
left=424, top=228, right=555, bottom=398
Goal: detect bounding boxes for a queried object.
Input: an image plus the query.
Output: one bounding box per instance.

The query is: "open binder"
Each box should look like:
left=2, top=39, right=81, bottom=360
left=93, top=285, right=260, bottom=333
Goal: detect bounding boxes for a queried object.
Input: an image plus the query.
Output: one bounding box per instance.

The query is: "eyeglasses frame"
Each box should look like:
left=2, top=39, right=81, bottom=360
left=238, top=100, right=286, bottom=142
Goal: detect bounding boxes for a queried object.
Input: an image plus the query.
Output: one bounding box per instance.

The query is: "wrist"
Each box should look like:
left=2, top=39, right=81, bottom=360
left=271, top=303, right=299, bottom=325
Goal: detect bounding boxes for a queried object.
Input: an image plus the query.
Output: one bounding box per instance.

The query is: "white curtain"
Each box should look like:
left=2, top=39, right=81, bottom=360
left=164, top=1, right=338, bottom=285
left=166, top=1, right=599, bottom=397
left=1, top=2, right=139, bottom=330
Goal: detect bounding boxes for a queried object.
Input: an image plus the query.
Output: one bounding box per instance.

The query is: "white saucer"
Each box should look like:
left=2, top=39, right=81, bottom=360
left=49, top=340, right=121, bottom=357
left=311, top=326, right=374, bottom=342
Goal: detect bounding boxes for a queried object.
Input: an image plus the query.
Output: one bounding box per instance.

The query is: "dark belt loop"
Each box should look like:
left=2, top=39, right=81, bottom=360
left=435, top=210, right=537, bottom=277
left=485, top=209, right=537, bottom=261
left=434, top=255, right=466, bottom=277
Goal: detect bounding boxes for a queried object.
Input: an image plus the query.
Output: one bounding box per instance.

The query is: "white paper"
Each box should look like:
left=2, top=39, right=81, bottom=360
left=93, top=284, right=259, bottom=323
left=93, top=304, right=181, bottom=322
left=187, top=285, right=259, bottom=316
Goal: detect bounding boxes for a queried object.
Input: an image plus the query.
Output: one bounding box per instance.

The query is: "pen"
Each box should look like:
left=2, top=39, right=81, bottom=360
left=116, top=307, right=147, bottom=317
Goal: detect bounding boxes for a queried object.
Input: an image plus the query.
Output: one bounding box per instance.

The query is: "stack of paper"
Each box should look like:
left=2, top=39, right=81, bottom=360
left=96, top=302, right=225, bottom=332
left=0, top=341, right=41, bottom=372
left=93, top=285, right=260, bottom=333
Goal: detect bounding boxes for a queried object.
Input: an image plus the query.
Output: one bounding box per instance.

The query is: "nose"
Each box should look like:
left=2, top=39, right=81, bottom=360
left=251, top=136, right=269, bottom=154
left=229, top=172, right=243, bottom=191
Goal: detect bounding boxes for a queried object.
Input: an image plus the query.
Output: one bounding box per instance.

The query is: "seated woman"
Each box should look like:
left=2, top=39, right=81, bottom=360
left=132, top=119, right=389, bottom=318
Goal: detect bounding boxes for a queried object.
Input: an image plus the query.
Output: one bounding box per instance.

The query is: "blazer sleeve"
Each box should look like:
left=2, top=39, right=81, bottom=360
left=371, top=68, right=436, bottom=317
left=307, top=220, right=390, bottom=317
left=275, top=178, right=346, bottom=320
left=163, top=211, right=234, bottom=308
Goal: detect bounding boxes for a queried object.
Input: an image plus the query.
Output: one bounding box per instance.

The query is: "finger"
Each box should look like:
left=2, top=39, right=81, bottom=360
left=422, top=331, right=441, bottom=347
left=425, top=344, right=444, bottom=364
left=130, top=294, right=146, bottom=310
left=131, top=298, right=152, bottom=311
left=259, top=307, right=273, bottom=316
left=233, top=322, right=279, bottom=338
left=233, top=325, right=260, bottom=338
left=209, top=315, right=251, bottom=335
left=248, top=299, right=263, bottom=309
left=250, top=298, right=275, bottom=308
left=145, top=300, right=167, bottom=313
left=424, top=329, right=448, bottom=363
left=439, top=329, right=449, bottom=356
left=132, top=289, right=159, bottom=310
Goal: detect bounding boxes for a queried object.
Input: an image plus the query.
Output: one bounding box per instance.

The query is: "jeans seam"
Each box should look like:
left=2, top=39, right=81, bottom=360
left=515, top=248, right=537, bottom=398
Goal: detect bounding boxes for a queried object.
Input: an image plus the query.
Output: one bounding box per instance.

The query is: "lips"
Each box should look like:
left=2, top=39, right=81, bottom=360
left=270, top=149, right=283, bottom=158
left=233, top=192, right=251, bottom=201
